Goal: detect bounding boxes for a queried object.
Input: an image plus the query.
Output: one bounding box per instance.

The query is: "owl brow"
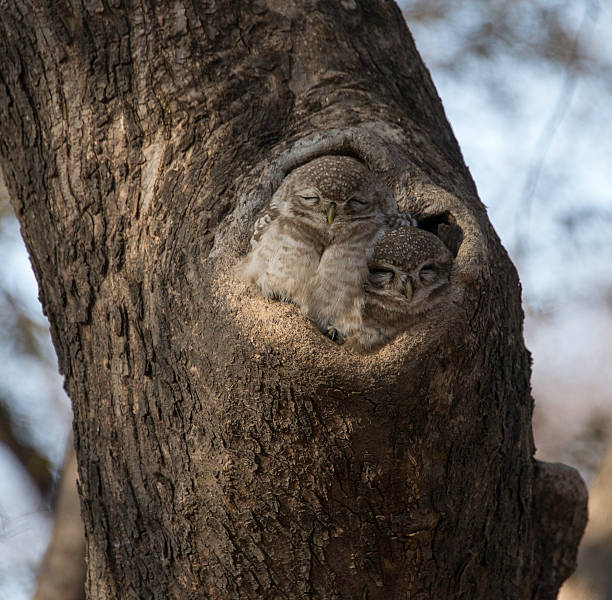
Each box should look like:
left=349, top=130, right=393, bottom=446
left=295, top=186, right=320, bottom=195
left=369, top=267, right=394, bottom=275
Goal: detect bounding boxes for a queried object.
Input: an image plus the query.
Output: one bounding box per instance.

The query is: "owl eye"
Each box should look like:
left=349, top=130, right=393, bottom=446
left=349, top=196, right=368, bottom=208
left=419, top=265, right=438, bottom=284
left=297, top=194, right=319, bottom=204
left=296, top=187, right=320, bottom=204
left=368, top=267, right=394, bottom=287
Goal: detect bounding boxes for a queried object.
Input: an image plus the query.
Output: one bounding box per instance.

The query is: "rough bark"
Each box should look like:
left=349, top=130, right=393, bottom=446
left=0, top=1, right=586, bottom=598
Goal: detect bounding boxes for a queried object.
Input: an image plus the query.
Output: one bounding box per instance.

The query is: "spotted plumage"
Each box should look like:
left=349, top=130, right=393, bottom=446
left=239, top=156, right=413, bottom=335
left=342, top=226, right=453, bottom=352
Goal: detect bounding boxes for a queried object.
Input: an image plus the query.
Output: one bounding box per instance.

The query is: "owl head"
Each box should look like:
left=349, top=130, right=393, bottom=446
left=278, top=155, right=394, bottom=228
left=366, top=226, right=453, bottom=317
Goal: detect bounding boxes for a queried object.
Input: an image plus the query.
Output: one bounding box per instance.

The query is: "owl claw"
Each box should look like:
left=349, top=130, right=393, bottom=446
left=327, top=327, right=339, bottom=341
left=388, top=212, right=416, bottom=229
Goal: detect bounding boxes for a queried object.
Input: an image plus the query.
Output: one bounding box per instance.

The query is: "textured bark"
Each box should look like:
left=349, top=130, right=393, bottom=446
left=0, top=1, right=586, bottom=598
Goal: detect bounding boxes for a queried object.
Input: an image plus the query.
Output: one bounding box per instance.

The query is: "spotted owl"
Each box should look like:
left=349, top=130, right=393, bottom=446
left=239, top=156, right=413, bottom=326
left=342, top=226, right=453, bottom=352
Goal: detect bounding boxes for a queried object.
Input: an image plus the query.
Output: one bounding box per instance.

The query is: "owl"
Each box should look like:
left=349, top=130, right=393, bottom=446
left=341, top=226, right=453, bottom=352
left=239, top=156, right=413, bottom=323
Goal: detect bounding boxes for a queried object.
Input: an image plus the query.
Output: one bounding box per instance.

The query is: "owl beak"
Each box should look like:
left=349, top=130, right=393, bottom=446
left=404, top=279, right=413, bottom=301
left=327, top=202, right=337, bottom=226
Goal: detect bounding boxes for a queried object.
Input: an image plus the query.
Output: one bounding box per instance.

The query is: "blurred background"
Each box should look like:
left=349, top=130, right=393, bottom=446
left=0, top=1, right=610, bottom=597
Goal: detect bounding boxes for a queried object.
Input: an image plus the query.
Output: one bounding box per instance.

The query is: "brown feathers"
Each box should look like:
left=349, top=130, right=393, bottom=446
left=343, top=227, right=453, bottom=352
left=238, top=156, right=451, bottom=352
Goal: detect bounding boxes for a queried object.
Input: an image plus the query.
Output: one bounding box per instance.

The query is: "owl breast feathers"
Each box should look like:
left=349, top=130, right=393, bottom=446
left=342, top=226, right=453, bottom=353
left=239, top=155, right=413, bottom=333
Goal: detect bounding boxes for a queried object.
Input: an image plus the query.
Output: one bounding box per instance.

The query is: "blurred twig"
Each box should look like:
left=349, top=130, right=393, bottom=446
left=559, top=440, right=612, bottom=599
left=32, top=445, right=86, bottom=600
left=0, top=288, right=49, bottom=358
left=0, top=398, right=54, bottom=496
left=514, top=1, right=600, bottom=262
left=403, top=0, right=603, bottom=75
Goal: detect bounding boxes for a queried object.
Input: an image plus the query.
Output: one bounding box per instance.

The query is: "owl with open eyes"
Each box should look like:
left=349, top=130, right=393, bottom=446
left=239, top=156, right=414, bottom=328
left=342, top=226, right=453, bottom=353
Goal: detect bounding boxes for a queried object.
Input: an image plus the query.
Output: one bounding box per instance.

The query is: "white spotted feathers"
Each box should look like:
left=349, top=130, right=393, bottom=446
left=342, top=227, right=453, bottom=352
left=239, top=155, right=450, bottom=351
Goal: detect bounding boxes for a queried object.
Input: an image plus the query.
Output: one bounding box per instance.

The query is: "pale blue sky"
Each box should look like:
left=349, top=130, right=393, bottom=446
left=1, top=3, right=611, bottom=598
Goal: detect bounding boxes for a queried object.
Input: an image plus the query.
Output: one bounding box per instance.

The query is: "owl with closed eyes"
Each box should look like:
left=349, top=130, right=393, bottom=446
left=342, top=226, right=453, bottom=353
left=239, top=156, right=414, bottom=328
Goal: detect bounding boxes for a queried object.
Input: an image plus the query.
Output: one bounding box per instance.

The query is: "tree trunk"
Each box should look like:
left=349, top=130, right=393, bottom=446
left=0, top=1, right=586, bottom=598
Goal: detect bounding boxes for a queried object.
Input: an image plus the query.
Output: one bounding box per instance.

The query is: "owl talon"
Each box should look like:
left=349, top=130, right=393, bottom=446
left=327, top=327, right=339, bottom=342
